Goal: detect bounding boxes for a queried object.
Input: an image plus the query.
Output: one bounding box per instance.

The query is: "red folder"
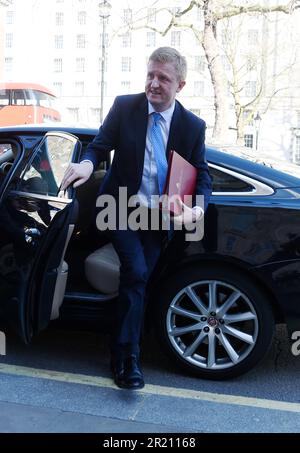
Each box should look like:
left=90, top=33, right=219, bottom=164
left=163, top=150, right=198, bottom=216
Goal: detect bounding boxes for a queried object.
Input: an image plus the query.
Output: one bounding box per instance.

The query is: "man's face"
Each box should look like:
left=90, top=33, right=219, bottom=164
left=145, top=60, right=185, bottom=112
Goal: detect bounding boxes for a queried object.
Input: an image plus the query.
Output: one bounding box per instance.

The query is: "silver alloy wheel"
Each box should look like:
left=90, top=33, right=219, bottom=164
left=166, top=280, right=259, bottom=370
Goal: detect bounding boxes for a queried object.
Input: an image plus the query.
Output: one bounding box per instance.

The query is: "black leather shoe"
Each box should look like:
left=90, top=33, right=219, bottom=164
left=122, top=355, right=144, bottom=390
left=111, top=354, right=144, bottom=390
left=111, top=356, right=126, bottom=388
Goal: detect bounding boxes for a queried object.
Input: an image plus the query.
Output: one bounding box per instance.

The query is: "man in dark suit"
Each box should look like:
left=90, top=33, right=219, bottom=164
left=62, top=47, right=212, bottom=390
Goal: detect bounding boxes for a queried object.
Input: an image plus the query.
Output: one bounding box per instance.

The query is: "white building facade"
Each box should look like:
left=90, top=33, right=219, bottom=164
left=1, top=0, right=300, bottom=163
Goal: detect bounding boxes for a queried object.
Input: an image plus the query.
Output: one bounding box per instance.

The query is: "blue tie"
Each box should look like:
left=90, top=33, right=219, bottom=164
left=151, top=112, right=168, bottom=195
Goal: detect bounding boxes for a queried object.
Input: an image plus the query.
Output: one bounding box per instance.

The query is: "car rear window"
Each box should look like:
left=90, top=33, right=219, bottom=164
left=210, top=167, right=252, bottom=192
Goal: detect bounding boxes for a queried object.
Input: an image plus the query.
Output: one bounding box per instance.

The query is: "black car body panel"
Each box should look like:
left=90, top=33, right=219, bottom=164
left=1, top=125, right=300, bottom=378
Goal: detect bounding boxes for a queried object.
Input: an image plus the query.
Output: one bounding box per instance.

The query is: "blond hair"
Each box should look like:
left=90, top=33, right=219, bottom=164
left=148, top=47, right=187, bottom=81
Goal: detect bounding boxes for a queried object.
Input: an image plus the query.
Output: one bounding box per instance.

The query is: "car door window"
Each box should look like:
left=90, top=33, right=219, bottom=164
left=19, top=134, right=75, bottom=198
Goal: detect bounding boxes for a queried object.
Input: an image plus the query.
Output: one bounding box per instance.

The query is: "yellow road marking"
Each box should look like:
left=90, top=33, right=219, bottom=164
left=0, top=363, right=299, bottom=413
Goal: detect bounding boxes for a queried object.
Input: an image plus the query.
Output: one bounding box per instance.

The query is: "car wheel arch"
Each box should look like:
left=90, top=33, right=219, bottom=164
left=149, top=256, right=284, bottom=324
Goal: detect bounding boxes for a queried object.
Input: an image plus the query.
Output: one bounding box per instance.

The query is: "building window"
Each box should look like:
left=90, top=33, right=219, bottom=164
left=4, top=57, right=13, bottom=72
left=78, top=11, right=87, bottom=25
left=171, top=31, right=181, bottom=47
left=244, top=134, right=254, bottom=148
left=248, top=29, right=259, bottom=46
left=68, top=108, right=79, bottom=122
left=98, top=58, right=108, bottom=73
left=246, top=55, right=256, bottom=71
left=54, top=35, right=63, bottom=49
left=194, top=55, right=205, bottom=72
left=75, top=81, right=84, bottom=96
left=77, top=34, right=86, bottom=48
left=194, top=81, right=204, bottom=96
left=97, top=81, right=107, bottom=96
left=146, top=32, right=156, bottom=47
left=54, top=58, right=63, bottom=72
left=76, top=57, right=85, bottom=72
left=6, top=11, right=14, bottom=25
left=99, top=33, right=109, bottom=47
left=55, top=12, right=64, bottom=26
left=245, top=81, right=257, bottom=97
left=121, top=81, right=131, bottom=93
left=123, top=8, right=132, bottom=23
left=121, top=32, right=131, bottom=48
left=147, top=8, right=156, bottom=23
left=53, top=82, right=62, bottom=97
left=294, top=136, right=300, bottom=164
left=297, top=111, right=300, bottom=128
left=121, top=57, right=131, bottom=72
left=5, top=33, right=13, bottom=48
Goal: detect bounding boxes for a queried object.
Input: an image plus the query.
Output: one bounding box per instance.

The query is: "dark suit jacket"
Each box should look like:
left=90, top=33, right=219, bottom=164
left=82, top=93, right=212, bottom=210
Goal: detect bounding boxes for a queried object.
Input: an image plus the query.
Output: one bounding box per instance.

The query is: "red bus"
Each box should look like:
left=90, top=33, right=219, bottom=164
left=0, top=83, right=61, bottom=126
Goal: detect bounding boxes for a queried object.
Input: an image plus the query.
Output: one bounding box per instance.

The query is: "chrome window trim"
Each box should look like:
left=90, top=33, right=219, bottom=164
left=9, top=190, right=72, bottom=204
left=209, top=163, right=274, bottom=196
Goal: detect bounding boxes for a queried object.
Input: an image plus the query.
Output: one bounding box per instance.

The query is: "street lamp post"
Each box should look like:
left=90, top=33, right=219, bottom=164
left=98, top=1, right=111, bottom=124
left=254, top=112, right=262, bottom=151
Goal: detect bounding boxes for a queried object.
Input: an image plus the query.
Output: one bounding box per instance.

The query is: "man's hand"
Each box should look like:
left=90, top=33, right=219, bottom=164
left=172, top=198, right=204, bottom=228
left=61, top=161, right=93, bottom=191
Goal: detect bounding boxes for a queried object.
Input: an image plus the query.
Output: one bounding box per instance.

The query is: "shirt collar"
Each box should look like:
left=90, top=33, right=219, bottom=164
left=148, top=101, right=176, bottom=124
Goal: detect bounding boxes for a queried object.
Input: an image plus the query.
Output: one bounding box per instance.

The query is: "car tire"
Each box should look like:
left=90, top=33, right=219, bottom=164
left=154, top=265, right=275, bottom=380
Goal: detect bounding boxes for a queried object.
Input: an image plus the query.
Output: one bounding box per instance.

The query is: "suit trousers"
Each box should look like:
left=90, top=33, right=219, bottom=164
left=107, top=225, right=163, bottom=358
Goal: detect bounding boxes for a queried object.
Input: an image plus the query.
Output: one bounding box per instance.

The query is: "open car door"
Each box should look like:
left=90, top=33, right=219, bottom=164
left=0, top=131, right=81, bottom=343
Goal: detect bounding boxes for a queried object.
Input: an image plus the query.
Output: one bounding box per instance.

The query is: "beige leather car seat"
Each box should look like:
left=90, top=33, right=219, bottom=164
left=85, top=243, right=120, bottom=294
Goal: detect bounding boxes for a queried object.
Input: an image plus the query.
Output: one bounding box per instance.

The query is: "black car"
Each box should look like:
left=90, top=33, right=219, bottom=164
left=0, top=125, right=300, bottom=380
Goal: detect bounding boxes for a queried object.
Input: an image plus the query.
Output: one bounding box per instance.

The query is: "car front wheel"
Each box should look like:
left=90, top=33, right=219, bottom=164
left=154, top=265, right=275, bottom=379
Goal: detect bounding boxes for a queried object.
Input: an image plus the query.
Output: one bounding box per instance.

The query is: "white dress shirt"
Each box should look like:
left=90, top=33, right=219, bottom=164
left=82, top=100, right=203, bottom=220
left=137, top=101, right=175, bottom=208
